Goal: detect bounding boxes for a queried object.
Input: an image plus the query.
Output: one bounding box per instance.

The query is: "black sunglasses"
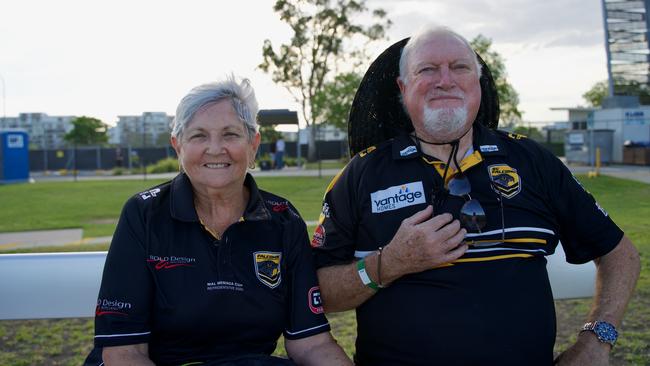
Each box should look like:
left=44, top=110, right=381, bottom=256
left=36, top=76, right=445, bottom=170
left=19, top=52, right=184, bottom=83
left=448, top=173, right=487, bottom=232
left=432, top=169, right=506, bottom=246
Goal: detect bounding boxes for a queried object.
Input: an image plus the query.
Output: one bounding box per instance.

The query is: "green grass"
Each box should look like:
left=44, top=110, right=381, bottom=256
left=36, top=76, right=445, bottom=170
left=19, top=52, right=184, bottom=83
left=0, top=179, right=166, bottom=237
left=0, top=174, right=648, bottom=365
left=0, top=176, right=333, bottom=239
left=303, top=160, right=347, bottom=170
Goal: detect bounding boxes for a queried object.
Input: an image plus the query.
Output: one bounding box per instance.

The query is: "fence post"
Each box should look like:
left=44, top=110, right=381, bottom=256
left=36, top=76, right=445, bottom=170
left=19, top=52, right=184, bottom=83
left=96, top=146, right=101, bottom=170
left=43, top=149, right=48, bottom=172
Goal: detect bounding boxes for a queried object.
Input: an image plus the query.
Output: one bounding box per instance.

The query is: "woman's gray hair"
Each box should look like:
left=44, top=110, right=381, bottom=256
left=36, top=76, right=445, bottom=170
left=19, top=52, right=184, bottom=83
left=399, top=26, right=482, bottom=85
left=171, top=75, right=259, bottom=141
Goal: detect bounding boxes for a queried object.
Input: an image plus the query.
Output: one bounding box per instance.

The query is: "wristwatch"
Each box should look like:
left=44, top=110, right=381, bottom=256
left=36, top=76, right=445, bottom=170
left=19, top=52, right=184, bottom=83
left=581, top=321, right=618, bottom=346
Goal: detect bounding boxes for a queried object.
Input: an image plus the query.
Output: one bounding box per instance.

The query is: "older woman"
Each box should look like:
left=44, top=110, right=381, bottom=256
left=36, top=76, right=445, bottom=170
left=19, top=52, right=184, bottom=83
left=86, top=77, right=352, bottom=366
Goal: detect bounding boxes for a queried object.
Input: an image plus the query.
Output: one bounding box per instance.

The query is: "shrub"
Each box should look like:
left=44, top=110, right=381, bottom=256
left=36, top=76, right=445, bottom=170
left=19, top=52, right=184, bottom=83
left=147, top=158, right=179, bottom=174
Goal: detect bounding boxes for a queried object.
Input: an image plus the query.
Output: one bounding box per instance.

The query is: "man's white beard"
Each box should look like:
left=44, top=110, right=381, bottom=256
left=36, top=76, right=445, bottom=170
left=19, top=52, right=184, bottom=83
left=422, top=106, right=468, bottom=138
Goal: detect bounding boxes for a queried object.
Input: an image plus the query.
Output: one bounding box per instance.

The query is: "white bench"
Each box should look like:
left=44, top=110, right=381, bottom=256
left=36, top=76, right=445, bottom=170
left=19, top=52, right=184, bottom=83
left=0, top=247, right=596, bottom=320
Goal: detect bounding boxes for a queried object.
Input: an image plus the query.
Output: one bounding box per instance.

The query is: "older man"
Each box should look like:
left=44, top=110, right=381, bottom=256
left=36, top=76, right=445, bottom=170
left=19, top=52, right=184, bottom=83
left=311, top=26, right=640, bottom=365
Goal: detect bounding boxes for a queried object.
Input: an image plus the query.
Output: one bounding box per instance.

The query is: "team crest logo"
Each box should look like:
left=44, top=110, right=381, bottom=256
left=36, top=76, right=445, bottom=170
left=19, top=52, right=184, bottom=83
left=488, top=164, right=521, bottom=199
left=253, top=251, right=282, bottom=288
left=311, top=225, right=326, bottom=248
left=308, top=286, right=324, bottom=314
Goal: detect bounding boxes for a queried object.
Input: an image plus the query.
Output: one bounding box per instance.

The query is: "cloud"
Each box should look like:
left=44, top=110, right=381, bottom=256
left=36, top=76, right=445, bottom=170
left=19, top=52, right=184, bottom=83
left=372, top=0, right=604, bottom=47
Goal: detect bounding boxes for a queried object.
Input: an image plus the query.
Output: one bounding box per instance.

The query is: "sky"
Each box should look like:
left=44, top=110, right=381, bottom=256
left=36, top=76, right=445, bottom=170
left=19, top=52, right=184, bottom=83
left=0, top=0, right=608, bottom=128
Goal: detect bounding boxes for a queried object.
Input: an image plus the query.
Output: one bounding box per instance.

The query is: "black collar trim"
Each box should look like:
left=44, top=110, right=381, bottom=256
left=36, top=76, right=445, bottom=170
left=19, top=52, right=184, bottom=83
left=391, top=133, right=421, bottom=160
left=473, top=124, right=507, bottom=157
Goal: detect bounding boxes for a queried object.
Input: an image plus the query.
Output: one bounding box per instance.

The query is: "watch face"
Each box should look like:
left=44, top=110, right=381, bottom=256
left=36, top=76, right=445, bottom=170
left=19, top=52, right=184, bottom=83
left=595, top=322, right=618, bottom=343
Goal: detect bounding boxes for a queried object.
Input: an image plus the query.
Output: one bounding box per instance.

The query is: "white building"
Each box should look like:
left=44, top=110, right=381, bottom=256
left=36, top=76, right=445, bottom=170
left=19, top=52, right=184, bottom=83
left=110, top=112, right=173, bottom=146
left=554, top=106, right=650, bottom=163
left=0, top=113, right=75, bottom=148
left=298, top=124, right=347, bottom=144
left=591, top=107, right=650, bottom=162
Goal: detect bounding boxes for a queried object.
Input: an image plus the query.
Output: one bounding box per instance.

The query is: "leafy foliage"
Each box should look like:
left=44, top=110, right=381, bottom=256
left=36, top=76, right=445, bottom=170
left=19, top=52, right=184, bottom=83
left=146, top=157, right=179, bottom=174
left=64, top=116, right=108, bottom=146
left=312, top=71, right=362, bottom=130
left=583, top=79, right=650, bottom=107
left=470, top=35, right=522, bottom=125
left=259, top=0, right=390, bottom=160
left=260, top=125, right=284, bottom=143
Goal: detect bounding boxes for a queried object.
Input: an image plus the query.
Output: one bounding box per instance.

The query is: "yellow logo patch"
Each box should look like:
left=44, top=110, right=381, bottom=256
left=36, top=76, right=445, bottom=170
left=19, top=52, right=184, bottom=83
left=507, top=132, right=527, bottom=140
left=253, top=251, right=282, bottom=288
left=488, top=164, right=521, bottom=199
left=359, top=146, right=376, bottom=157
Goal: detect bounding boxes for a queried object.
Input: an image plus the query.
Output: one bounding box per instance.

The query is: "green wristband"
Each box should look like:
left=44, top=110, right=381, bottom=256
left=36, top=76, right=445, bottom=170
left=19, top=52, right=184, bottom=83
left=357, top=258, right=379, bottom=291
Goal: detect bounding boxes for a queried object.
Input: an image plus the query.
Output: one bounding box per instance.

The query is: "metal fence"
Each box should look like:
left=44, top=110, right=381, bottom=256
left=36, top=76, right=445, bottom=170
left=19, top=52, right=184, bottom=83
left=29, top=146, right=177, bottom=172
left=28, top=141, right=350, bottom=172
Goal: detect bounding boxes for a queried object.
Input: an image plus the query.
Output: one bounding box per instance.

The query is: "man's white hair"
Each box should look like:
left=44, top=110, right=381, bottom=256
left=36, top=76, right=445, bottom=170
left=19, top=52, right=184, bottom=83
left=398, top=25, right=482, bottom=85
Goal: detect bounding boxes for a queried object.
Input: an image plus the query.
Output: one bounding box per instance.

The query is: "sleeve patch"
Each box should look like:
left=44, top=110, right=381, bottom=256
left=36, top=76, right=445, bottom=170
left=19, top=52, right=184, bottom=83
left=308, top=286, right=324, bottom=314
left=138, top=188, right=161, bottom=200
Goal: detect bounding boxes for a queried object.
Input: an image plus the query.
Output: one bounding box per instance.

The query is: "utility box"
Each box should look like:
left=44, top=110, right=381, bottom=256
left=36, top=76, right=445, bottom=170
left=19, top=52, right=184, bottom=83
left=564, top=129, right=614, bottom=165
left=0, top=130, right=30, bottom=184
left=623, top=143, right=650, bottom=165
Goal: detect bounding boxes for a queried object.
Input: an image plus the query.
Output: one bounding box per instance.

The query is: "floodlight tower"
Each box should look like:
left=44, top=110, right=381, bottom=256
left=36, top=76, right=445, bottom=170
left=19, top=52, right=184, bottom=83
left=601, top=0, right=650, bottom=97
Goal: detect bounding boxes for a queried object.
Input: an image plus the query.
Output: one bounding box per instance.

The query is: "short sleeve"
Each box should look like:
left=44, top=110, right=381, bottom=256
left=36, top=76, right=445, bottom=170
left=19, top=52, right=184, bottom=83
left=283, top=219, right=331, bottom=340
left=543, top=151, right=623, bottom=264
left=311, top=164, right=359, bottom=269
left=94, top=198, right=154, bottom=347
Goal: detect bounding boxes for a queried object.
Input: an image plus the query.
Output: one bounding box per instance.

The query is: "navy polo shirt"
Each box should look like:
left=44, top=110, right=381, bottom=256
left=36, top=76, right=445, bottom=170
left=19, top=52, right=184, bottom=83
left=94, top=173, right=329, bottom=366
left=312, top=124, right=623, bottom=366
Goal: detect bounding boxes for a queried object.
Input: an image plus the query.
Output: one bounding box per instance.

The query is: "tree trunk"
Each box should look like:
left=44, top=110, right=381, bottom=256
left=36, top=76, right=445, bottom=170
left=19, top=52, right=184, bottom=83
left=307, top=125, right=318, bottom=162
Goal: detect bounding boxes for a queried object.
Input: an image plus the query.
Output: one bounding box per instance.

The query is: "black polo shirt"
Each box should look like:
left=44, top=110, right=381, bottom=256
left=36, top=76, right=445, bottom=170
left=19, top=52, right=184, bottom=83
left=312, top=124, right=623, bottom=366
left=94, top=173, right=330, bottom=366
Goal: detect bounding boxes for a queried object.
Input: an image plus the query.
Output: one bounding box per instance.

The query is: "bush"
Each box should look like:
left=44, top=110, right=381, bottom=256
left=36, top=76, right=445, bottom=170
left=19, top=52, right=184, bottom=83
left=147, top=158, right=179, bottom=174
left=284, top=157, right=301, bottom=167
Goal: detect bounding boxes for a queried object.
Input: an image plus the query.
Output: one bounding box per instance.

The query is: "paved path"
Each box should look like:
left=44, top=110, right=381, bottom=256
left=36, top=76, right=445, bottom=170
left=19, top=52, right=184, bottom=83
left=565, top=164, right=650, bottom=184
left=0, top=229, right=83, bottom=250
left=30, top=166, right=343, bottom=182
left=4, top=163, right=648, bottom=250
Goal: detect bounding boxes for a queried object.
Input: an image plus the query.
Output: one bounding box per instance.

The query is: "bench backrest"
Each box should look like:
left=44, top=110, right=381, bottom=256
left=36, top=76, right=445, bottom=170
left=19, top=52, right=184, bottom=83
left=0, top=245, right=596, bottom=320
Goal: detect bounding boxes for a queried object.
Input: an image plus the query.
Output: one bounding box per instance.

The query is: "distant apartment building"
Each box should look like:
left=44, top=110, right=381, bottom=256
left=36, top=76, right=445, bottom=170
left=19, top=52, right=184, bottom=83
left=110, top=112, right=173, bottom=146
left=0, top=113, right=75, bottom=148
left=297, top=124, right=347, bottom=143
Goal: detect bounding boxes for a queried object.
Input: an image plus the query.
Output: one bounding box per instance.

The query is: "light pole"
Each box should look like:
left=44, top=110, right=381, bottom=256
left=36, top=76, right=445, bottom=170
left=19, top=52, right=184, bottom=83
left=141, top=117, right=147, bottom=181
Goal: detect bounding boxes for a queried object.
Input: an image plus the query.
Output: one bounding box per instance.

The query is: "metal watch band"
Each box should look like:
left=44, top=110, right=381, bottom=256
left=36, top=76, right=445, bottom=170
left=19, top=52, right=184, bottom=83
left=581, top=321, right=618, bottom=346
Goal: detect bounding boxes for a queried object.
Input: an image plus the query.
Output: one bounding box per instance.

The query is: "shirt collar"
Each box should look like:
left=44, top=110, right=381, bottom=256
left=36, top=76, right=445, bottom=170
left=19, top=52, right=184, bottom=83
left=391, top=133, right=421, bottom=160
left=473, top=123, right=507, bottom=157
left=170, top=172, right=271, bottom=223
left=390, top=124, right=507, bottom=161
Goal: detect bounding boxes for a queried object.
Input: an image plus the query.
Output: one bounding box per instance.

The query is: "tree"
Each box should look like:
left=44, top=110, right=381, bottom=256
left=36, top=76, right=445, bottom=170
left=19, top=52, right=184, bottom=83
left=259, top=125, right=283, bottom=143
left=312, top=71, right=362, bottom=130
left=155, top=132, right=171, bottom=147
left=470, top=35, right=522, bottom=125
left=259, top=0, right=390, bottom=161
left=583, top=79, right=650, bottom=107
left=512, top=125, right=544, bottom=142
left=64, top=116, right=108, bottom=146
